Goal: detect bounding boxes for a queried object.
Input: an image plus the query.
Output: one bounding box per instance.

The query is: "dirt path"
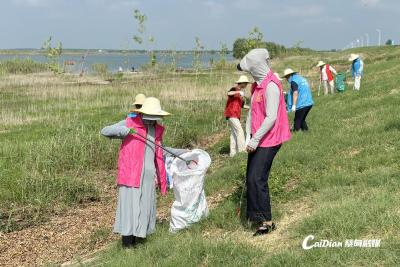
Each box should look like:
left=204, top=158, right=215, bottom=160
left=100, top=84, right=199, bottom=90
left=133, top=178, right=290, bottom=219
left=0, top=130, right=230, bottom=267
left=0, top=182, right=117, bottom=267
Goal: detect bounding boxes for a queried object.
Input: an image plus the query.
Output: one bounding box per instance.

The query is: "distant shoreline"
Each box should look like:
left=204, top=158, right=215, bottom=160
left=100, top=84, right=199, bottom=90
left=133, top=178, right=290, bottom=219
left=0, top=49, right=232, bottom=56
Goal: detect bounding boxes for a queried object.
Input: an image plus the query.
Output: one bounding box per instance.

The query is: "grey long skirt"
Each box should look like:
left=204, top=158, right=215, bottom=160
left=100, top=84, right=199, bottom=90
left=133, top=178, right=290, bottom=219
left=113, top=125, right=157, bottom=238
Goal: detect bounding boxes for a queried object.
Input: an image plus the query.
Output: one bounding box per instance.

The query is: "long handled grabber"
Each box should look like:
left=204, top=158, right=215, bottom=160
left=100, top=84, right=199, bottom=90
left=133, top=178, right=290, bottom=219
left=236, top=181, right=246, bottom=217
left=129, top=128, right=198, bottom=168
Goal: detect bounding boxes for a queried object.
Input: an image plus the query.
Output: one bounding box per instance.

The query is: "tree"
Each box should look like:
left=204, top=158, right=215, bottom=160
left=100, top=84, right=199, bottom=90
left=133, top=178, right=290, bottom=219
left=232, top=27, right=264, bottom=59
left=41, top=36, right=63, bottom=74
left=192, top=37, right=204, bottom=72
left=219, top=42, right=228, bottom=64
left=133, top=9, right=156, bottom=65
left=385, top=39, right=393, bottom=45
left=247, top=27, right=264, bottom=49
left=232, top=38, right=248, bottom=59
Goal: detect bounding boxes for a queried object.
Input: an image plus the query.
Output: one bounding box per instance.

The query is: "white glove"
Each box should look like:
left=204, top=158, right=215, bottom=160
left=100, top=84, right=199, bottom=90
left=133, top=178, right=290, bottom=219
left=291, top=105, right=296, bottom=112
left=239, top=91, right=244, bottom=97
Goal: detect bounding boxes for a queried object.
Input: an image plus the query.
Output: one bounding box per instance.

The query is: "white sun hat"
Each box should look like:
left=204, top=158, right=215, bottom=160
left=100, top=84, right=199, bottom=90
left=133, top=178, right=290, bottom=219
left=134, top=97, right=170, bottom=116
left=283, top=68, right=297, bottom=77
left=348, top=54, right=360, bottom=61
left=235, top=75, right=250, bottom=84
left=317, top=61, right=326, bottom=67
left=273, top=72, right=283, bottom=81
left=132, top=93, right=146, bottom=106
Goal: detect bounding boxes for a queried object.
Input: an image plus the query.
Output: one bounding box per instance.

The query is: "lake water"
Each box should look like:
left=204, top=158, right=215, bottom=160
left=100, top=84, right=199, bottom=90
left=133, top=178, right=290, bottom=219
left=0, top=52, right=234, bottom=73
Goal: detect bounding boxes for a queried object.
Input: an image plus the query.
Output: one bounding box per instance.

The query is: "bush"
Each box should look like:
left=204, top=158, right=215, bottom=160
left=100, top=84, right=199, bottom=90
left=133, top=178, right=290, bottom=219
left=0, top=58, right=47, bottom=75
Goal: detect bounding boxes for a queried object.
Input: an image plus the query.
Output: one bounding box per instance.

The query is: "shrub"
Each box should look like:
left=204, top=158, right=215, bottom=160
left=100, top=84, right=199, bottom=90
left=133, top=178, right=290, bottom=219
left=0, top=58, right=47, bottom=75
left=92, top=63, right=109, bottom=77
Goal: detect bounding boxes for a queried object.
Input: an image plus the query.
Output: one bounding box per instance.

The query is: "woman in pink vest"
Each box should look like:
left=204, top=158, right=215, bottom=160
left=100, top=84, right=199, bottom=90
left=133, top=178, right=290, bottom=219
left=101, top=97, right=170, bottom=248
left=237, top=49, right=291, bottom=236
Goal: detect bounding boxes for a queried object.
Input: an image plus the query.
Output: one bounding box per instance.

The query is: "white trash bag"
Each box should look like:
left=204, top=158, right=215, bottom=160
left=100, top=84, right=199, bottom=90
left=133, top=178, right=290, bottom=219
left=169, top=149, right=211, bottom=233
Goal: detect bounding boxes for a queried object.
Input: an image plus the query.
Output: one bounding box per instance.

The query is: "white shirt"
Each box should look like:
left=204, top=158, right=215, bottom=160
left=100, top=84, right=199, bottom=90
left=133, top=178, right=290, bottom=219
left=321, top=65, right=337, bottom=81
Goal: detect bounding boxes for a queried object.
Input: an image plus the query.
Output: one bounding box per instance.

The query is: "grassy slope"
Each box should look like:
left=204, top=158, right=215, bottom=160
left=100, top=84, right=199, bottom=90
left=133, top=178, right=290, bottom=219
left=0, top=70, right=236, bottom=231
left=86, top=46, right=400, bottom=266
left=0, top=46, right=399, bottom=265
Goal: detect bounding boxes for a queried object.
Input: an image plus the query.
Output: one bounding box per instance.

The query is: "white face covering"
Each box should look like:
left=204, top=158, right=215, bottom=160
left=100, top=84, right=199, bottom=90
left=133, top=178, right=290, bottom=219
left=238, top=48, right=271, bottom=84
left=142, top=114, right=163, bottom=121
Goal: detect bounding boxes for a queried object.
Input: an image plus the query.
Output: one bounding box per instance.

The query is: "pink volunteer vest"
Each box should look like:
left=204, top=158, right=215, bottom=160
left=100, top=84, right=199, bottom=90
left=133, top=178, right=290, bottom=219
left=116, top=116, right=167, bottom=195
left=251, top=71, right=291, bottom=147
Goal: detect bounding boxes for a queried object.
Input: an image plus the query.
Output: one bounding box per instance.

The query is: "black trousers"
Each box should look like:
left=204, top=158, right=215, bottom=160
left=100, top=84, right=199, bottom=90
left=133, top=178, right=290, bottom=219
left=294, top=105, right=312, bottom=131
left=246, top=145, right=281, bottom=222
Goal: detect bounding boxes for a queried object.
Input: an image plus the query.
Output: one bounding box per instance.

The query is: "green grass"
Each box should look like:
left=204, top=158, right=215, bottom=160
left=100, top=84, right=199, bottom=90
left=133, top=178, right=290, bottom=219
left=0, top=68, right=237, bottom=231
left=84, top=46, right=400, bottom=266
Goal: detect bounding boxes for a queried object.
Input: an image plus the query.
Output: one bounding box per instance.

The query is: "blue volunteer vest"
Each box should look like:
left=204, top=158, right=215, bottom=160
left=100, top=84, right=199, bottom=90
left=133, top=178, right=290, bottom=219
left=352, top=58, right=363, bottom=78
left=287, top=74, right=314, bottom=111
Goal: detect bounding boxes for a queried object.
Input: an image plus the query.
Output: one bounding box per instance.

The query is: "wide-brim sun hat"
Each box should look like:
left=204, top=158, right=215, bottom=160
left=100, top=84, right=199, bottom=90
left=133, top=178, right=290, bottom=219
left=134, top=97, right=170, bottom=116
left=348, top=54, right=360, bottom=61
left=317, top=61, right=326, bottom=67
left=273, top=72, right=283, bottom=81
left=283, top=68, right=296, bottom=77
left=132, top=93, right=146, bottom=105
left=236, top=75, right=250, bottom=84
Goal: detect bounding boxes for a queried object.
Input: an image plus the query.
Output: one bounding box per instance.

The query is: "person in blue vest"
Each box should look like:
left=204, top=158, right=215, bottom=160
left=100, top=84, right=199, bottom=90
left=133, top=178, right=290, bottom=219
left=283, top=69, right=314, bottom=132
left=349, top=54, right=364, bottom=90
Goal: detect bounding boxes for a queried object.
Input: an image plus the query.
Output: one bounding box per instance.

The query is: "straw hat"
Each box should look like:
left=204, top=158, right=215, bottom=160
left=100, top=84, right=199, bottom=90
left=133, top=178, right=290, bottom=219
left=273, top=72, right=283, bottom=81
left=283, top=68, right=296, bottom=77
left=132, top=93, right=146, bottom=106
left=134, top=97, right=170, bottom=116
left=348, top=54, right=360, bottom=61
left=236, top=75, right=250, bottom=84
left=317, top=61, right=326, bottom=67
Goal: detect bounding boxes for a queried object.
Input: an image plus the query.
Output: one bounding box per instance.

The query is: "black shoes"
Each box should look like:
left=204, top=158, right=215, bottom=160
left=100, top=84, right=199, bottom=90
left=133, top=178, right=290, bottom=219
left=122, top=235, right=136, bottom=248
left=253, top=222, right=276, bottom=236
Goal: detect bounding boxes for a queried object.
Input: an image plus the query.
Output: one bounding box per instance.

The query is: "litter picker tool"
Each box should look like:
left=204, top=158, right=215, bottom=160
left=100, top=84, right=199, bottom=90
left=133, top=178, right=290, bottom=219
left=236, top=181, right=246, bottom=217
left=129, top=128, right=198, bottom=168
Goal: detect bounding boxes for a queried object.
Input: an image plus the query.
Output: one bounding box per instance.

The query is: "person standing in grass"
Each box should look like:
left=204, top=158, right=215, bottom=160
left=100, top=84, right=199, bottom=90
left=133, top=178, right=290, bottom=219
left=317, top=61, right=337, bottom=95
left=237, top=48, right=291, bottom=236
left=101, top=97, right=170, bottom=248
left=283, top=68, right=314, bottom=132
left=224, top=75, right=249, bottom=157
left=349, top=54, right=364, bottom=90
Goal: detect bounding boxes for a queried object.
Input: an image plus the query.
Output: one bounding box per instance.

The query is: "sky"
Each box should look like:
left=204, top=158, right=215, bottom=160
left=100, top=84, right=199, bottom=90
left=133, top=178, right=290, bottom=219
left=0, top=0, right=399, bottom=50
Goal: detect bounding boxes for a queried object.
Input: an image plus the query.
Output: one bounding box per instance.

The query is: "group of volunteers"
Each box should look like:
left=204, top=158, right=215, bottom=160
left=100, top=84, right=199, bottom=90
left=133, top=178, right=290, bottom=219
left=100, top=48, right=366, bottom=248
left=224, top=49, right=365, bottom=235
left=225, top=52, right=365, bottom=155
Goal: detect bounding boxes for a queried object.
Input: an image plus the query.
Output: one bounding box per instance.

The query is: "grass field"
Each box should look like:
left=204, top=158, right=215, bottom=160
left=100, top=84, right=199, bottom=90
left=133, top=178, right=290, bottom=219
left=1, top=46, right=400, bottom=266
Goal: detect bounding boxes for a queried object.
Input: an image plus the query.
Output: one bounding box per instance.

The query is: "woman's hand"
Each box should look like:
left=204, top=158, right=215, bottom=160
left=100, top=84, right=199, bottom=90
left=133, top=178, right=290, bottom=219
left=246, top=145, right=256, bottom=153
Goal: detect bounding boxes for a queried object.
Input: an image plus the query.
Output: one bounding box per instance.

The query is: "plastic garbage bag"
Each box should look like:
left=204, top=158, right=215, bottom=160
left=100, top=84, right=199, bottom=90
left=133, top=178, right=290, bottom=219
left=164, top=148, right=190, bottom=189
left=169, top=149, right=211, bottom=233
left=335, top=72, right=346, bottom=92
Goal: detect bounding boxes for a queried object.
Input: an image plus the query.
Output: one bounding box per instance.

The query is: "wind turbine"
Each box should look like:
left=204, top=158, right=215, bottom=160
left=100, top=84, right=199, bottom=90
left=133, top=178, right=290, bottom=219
left=376, top=29, right=381, bottom=46
left=365, top=33, right=369, bottom=46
